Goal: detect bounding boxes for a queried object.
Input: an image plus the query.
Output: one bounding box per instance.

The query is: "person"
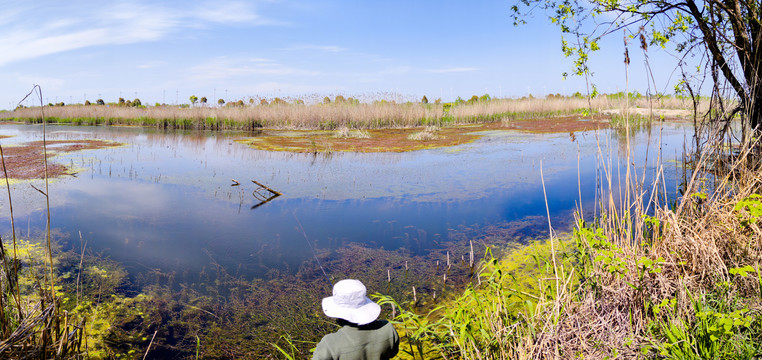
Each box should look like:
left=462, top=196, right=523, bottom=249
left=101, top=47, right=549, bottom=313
left=312, top=279, right=399, bottom=360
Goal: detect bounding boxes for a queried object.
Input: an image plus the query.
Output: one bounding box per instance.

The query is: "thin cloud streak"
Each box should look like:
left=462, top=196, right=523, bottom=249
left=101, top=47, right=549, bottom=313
left=282, top=44, right=347, bottom=53
left=185, top=57, right=320, bottom=84
left=426, top=67, right=479, bottom=73
left=0, top=1, right=279, bottom=67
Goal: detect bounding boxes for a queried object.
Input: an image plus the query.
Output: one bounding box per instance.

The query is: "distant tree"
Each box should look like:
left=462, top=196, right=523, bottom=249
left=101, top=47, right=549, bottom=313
left=272, top=97, right=287, bottom=105
left=218, top=98, right=225, bottom=106
left=478, top=94, right=491, bottom=102
left=421, top=95, right=429, bottom=104
left=334, top=95, right=346, bottom=104
left=56, top=102, right=65, bottom=107
left=434, top=98, right=442, bottom=104
left=249, top=98, right=255, bottom=105
left=468, top=95, right=479, bottom=103
left=200, top=97, right=207, bottom=105
left=323, top=96, right=331, bottom=104
left=84, top=100, right=91, bottom=106
left=118, top=97, right=126, bottom=106
left=236, top=100, right=245, bottom=107
left=96, top=99, right=105, bottom=105
left=260, top=98, right=269, bottom=106
left=132, top=98, right=142, bottom=107
left=293, top=99, right=305, bottom=105
left=47, top=103, right=53, bottom=107
left=190, top=95, right=198, bottom=106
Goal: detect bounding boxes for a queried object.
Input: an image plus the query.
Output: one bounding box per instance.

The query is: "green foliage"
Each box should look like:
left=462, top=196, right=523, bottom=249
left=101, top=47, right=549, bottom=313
left=734, top=194, right=762, bottom=228
left=217, top=98, right=225, bottom=105
left=421, top=95, right=428, bottom=104
left=189, top=95, right=198, bottom=105
left=511, top=0, right=761, bottom=132
left=647, top=293, right=758, bottom=359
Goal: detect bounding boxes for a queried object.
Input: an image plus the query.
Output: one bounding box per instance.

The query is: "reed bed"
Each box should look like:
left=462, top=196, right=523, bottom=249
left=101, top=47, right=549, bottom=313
left=1, top=95, right=704, bottom=131
left=380, top=124, right=762, bottom=359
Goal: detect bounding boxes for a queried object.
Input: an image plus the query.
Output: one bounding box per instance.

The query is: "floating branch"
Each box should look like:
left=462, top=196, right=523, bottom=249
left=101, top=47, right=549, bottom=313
left=231, top=179, right=240, bottom=186
left=250, top=179, right=283, bottom=210
left=251, top=179, right=282, bottom=196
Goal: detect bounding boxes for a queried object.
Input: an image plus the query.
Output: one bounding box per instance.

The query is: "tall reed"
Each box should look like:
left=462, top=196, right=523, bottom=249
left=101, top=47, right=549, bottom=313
left=0, top=86, right=86, bottom=359
left=377, top=120, right=762, bottom=359
left=1, top=95, right=704, bottom=131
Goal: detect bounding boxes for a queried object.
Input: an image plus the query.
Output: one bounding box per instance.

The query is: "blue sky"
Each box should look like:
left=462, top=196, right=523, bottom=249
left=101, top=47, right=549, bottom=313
left=1, top=0, right=684, bottom=109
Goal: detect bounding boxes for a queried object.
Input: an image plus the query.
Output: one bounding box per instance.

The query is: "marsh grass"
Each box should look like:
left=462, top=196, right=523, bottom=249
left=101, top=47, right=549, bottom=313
left=334, top=126, right=371, bottom=139
left=377, top=124, right=762, bottom=359
left=0, top=86, right=87, bottom=359
left=1, top=95, right=705, bottom=131
left=407, top=126, right=441, bottom=141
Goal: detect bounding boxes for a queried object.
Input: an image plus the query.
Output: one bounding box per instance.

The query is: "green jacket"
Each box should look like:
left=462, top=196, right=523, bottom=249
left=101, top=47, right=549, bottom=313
left=312, top=320, right=399, bottom=360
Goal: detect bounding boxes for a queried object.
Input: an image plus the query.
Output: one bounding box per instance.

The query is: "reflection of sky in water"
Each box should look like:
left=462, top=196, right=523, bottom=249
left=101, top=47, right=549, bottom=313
left=0, top=123, right=692, bottom=279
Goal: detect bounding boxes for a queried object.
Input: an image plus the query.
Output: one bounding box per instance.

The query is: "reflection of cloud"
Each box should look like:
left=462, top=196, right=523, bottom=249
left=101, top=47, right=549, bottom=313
left=63, top=179, right=171, bottom=216
left=0, top=1, right=281, bottom=67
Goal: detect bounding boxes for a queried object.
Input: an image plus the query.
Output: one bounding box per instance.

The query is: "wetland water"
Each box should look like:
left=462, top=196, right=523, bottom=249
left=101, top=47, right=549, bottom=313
left=0, top=123, right=692, bottom=279
left=0, top=122, right=691, bottom=351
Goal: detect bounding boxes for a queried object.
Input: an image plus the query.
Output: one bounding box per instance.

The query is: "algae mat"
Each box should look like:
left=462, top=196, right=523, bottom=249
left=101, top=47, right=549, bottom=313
left=237, top=119, right=610, bottom=153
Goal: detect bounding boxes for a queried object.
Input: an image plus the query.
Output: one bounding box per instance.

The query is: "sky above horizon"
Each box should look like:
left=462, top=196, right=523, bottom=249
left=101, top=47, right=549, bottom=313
left=1, top=0, right=688, bottom=109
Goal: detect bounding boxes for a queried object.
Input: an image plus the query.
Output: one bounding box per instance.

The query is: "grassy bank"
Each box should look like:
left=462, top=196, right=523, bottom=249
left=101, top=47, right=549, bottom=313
left=376, top=136, right=762, bottom=359
left=1, top=94, right=702, bottom=131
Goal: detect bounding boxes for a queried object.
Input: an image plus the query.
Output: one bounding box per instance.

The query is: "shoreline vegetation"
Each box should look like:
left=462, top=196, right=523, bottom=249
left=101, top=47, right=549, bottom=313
left=372, top=136, right=762, bottom=359
left=2, top=93, right=702, bottom=131
left=3, top=92, right=758, bottom=358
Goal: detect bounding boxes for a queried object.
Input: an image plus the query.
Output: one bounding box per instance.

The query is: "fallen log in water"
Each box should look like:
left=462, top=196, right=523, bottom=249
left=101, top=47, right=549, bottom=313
left=251, top=180, right=282, bottom=196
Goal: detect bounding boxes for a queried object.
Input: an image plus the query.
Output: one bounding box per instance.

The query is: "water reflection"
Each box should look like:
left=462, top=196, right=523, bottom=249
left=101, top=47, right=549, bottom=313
left=0, top=123, right=692, bottom=283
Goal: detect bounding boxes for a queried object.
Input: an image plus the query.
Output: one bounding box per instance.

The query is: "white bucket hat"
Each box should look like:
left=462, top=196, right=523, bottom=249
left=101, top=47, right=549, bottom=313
left=321, top=279, right=381, bottom=325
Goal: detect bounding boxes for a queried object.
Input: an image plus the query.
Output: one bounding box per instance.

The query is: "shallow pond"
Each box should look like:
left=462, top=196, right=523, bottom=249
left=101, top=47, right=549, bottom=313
left=0, top=123, right=693, bottom=280
left=0, top=122, right=693, bottom=355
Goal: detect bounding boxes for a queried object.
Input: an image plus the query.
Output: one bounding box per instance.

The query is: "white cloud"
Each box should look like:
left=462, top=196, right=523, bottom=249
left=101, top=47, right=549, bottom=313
left=426, top=67, right=479, bottom=73
left=190, top=1, right=274, bottom=24
left=0, top=0, right=281, bottom=67
left=14, top=73, right=65, bottom=92
left=185, top=57, right=320, bottom=84
left=283, top=44, right=347, bottom=53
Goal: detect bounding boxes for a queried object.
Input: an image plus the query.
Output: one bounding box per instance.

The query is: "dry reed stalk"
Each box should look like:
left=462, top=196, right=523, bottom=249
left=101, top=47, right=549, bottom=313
left=529, top=136, right=762, bottom=358
left=3, top=95, right=705, bottom=131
